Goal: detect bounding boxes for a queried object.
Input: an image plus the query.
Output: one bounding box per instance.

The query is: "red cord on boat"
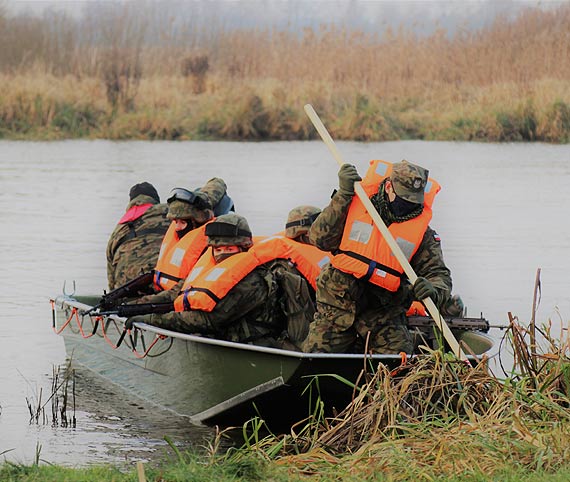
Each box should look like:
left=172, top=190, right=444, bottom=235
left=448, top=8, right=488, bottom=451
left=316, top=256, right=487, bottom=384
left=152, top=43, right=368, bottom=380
left=52, top=302, right=97, bottom=338
left=390, top=351, right=408, bottom=377
left=130, top=334, right=165, bottom=359
left=52, top=300, right=169, bottom=358
left=100, top=315, right=125, bottom=349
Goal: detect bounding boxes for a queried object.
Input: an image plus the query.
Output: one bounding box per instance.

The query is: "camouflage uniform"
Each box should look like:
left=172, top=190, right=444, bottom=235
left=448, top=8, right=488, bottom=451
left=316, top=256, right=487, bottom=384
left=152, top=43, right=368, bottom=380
left=303, top=161, right=452, bottom=355
left=131, top=213, right=286, bottom=346
left=106, top=193, right=169, bottom=290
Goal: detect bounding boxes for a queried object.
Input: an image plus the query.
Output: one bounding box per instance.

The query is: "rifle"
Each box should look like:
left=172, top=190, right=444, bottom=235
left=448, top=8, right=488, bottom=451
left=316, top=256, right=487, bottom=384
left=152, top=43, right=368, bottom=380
left=86, top=271, right=154, bottom=314
left=408, top=315, right=490, bottom=333
left=99, top=301, right=174, bottom=318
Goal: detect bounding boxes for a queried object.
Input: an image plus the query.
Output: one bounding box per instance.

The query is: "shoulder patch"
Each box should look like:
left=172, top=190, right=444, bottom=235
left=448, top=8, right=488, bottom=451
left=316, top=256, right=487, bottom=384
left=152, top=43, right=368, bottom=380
left=433, top=232, right=441, bottom=242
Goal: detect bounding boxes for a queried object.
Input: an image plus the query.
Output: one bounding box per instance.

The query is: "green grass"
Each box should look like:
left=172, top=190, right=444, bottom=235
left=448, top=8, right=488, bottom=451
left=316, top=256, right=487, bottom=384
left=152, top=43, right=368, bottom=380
left=3, top=454, right=570, bottom=482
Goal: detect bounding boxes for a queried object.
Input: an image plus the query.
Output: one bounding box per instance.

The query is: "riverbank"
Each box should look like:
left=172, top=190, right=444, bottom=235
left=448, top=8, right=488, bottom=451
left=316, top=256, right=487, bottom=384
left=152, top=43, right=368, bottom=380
left=2, top=4, right=569, bottom=142
left=2, top=75, right=569, bottom=142
left=5, top=317, right=570, bottom=482
left=1, top=456, right=570, bottom=481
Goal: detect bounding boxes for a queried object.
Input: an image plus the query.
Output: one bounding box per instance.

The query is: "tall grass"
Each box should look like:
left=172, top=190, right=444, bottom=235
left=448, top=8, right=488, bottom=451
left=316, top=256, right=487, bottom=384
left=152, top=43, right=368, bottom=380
left=1, top=4, right=569, bottom=141
left=210, top=314, right=570, bottom=480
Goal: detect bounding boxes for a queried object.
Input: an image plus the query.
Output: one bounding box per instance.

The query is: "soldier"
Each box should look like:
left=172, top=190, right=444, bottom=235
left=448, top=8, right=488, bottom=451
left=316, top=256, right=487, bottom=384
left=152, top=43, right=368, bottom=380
left=106, top=182, right=169, bottom=291
left=284, top=205, right=322, bottom=244
left=267, top=205, right=328, bottom=349
left=303, top=160, right=452, bottom=355
left=137, top=177, right=230, bottom=301
left=125, top=213, right=286, bottom=347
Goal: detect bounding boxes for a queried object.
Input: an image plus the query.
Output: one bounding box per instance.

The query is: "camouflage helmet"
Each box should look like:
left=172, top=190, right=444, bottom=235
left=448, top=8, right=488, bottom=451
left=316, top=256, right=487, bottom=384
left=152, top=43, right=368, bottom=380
left=391, top=160, right=429, bottom=204
left=205, top=213, right=253, bottom=248
left=166, top=188, right=213, bottom=225
left=285, top=205, right=321, bottom=239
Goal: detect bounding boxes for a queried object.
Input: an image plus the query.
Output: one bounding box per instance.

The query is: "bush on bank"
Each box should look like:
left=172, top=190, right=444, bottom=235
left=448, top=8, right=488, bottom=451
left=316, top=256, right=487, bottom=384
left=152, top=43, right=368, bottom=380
left=1, top=77, right=569, bottom=142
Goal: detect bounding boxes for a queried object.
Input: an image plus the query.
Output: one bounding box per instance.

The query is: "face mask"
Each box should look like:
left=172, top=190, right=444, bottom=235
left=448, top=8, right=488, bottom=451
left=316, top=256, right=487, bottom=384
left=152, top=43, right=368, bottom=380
left=175, top=219, right=195, bottom=238
left=213, top=252, right=238, bottom=264
left=389, top=194, right=420, bottom=217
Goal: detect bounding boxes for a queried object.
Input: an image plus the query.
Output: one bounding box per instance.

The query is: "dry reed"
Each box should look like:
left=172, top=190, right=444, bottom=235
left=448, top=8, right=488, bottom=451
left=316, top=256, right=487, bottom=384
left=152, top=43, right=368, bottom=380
left=215, top=313, right=570, bottom=479
left=1, top=4, right=570, bottom=141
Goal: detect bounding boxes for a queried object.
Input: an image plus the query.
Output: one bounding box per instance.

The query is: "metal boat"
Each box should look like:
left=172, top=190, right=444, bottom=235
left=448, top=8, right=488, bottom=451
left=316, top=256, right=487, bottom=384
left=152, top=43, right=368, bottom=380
left=51, top=294, right=494, bottom=430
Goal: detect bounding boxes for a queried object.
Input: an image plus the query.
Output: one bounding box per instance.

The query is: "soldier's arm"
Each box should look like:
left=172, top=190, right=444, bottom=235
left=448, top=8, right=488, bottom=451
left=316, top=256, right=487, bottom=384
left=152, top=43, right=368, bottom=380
left=206, top=270, right=271, bottom=330
left=106, top=256, right=116, bottom=291
left=200, top=177, right=227, bottom=208
left=145, top=310, right=215, bottom=334
left=410, top=226, right=452, bottom=308
left=147, top=270, right=269, bottom=334
left=308, top=191, right=353, bottom=252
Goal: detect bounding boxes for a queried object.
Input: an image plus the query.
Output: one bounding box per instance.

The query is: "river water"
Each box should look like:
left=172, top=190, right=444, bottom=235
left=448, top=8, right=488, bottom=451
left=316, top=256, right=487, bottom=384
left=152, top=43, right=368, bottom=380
left=1, top=139, right=569, bottom=467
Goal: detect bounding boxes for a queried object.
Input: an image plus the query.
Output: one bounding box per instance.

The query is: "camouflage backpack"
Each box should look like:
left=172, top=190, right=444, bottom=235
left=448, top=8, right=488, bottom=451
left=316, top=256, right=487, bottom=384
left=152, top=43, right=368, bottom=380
left=269, top=260, right=316, bottom=350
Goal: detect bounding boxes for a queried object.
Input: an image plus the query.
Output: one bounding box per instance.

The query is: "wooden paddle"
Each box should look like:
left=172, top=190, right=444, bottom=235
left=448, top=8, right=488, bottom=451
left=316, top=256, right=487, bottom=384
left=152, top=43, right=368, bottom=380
left=304, top=104, right=468, bottom=362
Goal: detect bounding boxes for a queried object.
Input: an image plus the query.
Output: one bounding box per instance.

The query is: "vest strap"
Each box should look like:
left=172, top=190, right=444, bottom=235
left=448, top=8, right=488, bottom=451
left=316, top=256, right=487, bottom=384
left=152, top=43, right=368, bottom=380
left=154, top=271, right=183, bottom=288
left=335, top=249, right=405, bottom=280
left=184, top=287, right=221, bottom=309
left=115, top=226, right=168, bottom=255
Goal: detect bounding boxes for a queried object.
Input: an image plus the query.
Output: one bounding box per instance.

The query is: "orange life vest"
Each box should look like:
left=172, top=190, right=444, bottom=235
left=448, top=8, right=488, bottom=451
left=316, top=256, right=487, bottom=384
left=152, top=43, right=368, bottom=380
left=153, top=222, right=210, bottom=291
left=407, top=301, right=427, bottom=316
left=330, top=159, right=441, bottom=292
left=252, top=235, right=330, bottom=290
left=173, top=235, right=330, bottom=312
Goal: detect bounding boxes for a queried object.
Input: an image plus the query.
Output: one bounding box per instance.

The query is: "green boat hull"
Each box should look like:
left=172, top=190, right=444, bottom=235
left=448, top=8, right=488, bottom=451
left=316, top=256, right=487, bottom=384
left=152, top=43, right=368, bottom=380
left=52, top=295, right=494, bottom=429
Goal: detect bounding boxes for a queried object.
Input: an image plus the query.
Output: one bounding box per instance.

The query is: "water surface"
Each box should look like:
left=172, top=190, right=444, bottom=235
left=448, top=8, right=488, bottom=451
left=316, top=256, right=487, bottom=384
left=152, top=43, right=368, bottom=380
left=1, top=139, right=569, bottom=466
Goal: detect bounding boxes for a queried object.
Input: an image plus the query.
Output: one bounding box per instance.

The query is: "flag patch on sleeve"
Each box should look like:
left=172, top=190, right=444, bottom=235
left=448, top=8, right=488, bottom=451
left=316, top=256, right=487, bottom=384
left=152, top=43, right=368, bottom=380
left=433, top=233, right=441, bottom=242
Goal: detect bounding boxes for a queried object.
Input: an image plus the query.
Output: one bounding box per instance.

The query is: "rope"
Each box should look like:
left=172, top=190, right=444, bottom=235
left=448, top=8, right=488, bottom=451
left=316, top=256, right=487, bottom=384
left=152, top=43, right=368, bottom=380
left=52, top=306, right=95, bottom=338
left=51, top=300, right=168, bottom=358
left=130, top=334, right=166, bottom=359
left=100, top=314, right=124, bottom=349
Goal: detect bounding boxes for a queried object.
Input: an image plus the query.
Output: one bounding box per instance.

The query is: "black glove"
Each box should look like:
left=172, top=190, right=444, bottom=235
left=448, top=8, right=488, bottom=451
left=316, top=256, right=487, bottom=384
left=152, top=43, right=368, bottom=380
left=124, top=314, right=152, bottom=330
left=338, top=164, right=361, bottom=196
left=413, top=277, right=437, bottom=301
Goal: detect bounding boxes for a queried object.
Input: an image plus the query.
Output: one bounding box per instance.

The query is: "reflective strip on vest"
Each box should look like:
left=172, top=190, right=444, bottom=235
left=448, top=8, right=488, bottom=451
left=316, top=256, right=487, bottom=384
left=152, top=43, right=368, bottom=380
left=170, top=248, right=185, bottom=267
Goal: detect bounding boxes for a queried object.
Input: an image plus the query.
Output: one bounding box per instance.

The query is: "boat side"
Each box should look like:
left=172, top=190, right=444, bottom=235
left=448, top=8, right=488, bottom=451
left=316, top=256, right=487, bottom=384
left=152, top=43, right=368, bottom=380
left=52, top=295, right=494, bottom=427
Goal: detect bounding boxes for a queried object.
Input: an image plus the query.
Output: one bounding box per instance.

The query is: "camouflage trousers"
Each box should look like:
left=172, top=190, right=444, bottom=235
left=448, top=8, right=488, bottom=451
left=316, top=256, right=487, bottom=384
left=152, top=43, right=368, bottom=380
left=302, top=264, right=413, bottom=354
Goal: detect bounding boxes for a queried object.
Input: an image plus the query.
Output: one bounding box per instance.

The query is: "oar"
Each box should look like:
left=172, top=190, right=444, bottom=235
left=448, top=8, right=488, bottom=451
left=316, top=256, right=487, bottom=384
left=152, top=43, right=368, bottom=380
left=304, top=104, right=468, bottom=362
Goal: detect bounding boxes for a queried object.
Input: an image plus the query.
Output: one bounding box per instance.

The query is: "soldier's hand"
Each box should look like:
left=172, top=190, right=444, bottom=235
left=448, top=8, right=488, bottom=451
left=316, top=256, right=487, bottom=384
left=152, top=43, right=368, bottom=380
left=98, top=294, right=116, bottom=311
left=338, top=164, right=361, bottom=196
left=124, top=314, right=152, bottom=330
left=413, top=277, right=437, bottom=301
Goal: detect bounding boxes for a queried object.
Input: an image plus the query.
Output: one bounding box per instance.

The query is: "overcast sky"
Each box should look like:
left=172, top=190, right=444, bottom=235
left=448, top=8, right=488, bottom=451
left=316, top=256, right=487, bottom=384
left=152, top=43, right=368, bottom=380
left=4, top=0, right=564, bottom=36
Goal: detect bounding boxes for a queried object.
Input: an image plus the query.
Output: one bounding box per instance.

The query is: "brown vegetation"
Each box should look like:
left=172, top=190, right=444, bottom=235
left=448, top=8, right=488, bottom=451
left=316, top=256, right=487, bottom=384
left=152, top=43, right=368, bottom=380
left=0, top=4, right=569, bottom=141
left=216, top=313, right=570, bottom=480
